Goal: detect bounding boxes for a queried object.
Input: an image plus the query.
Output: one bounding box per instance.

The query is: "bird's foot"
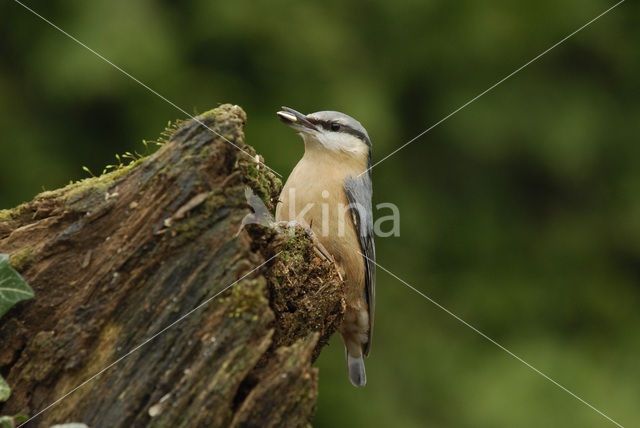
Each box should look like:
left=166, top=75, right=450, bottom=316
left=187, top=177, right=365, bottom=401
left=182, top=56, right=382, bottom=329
left=275, top=220, right=344, bottom=281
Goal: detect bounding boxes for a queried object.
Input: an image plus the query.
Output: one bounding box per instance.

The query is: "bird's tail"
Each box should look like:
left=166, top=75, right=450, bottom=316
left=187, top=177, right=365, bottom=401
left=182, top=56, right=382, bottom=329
left=346, top=349, right=367, bottom=387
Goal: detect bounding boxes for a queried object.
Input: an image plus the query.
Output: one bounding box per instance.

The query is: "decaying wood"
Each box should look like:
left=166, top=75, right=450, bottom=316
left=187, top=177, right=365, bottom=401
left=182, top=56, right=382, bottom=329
left=0, top=104, right=345, bottom=427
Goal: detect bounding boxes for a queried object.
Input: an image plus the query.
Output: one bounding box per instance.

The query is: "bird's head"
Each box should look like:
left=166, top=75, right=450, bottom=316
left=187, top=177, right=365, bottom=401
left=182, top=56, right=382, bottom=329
left=277, top=107, right=371, bottom=164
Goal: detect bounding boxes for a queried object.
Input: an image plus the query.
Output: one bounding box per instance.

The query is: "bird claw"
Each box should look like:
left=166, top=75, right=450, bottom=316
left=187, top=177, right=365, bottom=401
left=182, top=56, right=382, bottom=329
left=275, top=220, right=344, bottom=281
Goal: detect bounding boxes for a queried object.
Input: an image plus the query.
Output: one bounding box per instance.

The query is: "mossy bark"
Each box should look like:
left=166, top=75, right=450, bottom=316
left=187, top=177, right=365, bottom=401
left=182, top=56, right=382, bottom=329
left=0, top=104, right=344, bottom=427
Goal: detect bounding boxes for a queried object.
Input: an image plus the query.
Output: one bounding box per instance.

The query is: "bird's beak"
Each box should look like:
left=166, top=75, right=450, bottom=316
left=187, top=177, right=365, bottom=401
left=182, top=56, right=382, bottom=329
left=277, top=106, right=318, bottom=133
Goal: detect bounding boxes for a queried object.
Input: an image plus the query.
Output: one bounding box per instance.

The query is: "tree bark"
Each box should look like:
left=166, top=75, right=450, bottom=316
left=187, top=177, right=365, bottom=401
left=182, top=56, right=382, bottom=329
left=0, top=104, right=345, bottom=427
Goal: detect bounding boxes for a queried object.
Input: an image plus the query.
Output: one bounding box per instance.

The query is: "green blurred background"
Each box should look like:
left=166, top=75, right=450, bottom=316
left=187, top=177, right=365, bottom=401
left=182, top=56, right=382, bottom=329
left=1, top=0, right=639, bottom=426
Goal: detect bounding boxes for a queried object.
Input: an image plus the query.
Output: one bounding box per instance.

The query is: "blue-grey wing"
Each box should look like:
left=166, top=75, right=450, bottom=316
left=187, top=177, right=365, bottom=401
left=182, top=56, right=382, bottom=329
left=343, top=175, right=376, bottom=356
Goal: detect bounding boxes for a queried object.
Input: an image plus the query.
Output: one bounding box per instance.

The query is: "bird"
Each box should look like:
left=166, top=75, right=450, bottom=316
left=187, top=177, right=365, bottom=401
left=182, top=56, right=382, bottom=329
left=275, top=106, right=376, bottom=387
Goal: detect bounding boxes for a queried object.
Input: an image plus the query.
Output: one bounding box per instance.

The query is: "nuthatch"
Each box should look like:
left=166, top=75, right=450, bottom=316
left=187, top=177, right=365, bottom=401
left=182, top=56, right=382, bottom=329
left=275, top=106, right=376, bottom=387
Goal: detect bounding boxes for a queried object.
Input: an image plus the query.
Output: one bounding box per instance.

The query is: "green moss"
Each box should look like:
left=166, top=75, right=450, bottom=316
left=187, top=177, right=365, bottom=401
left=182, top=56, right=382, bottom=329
left=156, top=119, right=185, bottom=145
left=230, top=360, right=246, bottom=375
left=0, top=202, right=34, bottom=223
left=9, top=246, right=34, bottom=271
left=280, top=250, right=302, bottom=264
left=0, top=153, right=147, bottom=224
left=23, top=331, right=57, bottom=382
left=238, top=161, right=282, bottom=211
left=169, top=219, right=200, bottom=241
left=198, top=107, right=221, bottom=119
left=285, top=354, right=297, bottom=369
left=0, top=209, right=12, bottom=222
left=37, top=157, right=145, bottom=211
left=167, top=192, right=228, bottom=242
left=278, top=230, right=310, bottom=264
left=21, top=362, right=33, bottom=382
left=227, top=278, right=268, bottom=320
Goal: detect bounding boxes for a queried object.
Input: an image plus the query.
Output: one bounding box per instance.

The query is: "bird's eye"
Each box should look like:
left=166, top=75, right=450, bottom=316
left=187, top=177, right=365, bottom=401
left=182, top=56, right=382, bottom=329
left=330, top=122, right=341, bottom=132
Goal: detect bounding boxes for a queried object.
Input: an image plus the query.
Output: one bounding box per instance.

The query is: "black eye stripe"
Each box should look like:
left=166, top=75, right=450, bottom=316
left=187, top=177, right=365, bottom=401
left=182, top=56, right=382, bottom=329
left=307, top=118, right=372, bottom=148
left=309, top=119, right=366, bottom=139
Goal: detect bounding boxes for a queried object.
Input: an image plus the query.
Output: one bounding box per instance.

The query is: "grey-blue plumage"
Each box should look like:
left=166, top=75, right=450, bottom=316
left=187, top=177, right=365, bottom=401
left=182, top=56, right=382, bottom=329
left=344, top=175, right=376, bottom=356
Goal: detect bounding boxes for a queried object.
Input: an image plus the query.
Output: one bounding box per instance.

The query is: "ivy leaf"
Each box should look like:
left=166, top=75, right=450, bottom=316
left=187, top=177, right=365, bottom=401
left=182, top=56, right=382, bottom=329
left=0, top=254, right=34, bottom=319
left=0, top=375, right=10, bottom=402
left=0, top=414, right=29, bottom=428
left=0, top=416, right=14, bottom=428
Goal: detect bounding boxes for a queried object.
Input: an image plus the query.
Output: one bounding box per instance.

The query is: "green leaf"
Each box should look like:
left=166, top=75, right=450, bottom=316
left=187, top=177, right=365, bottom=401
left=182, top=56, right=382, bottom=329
left=12, top=414, right=28, bottom=423
left=0, top=416, right=14, bottom=428
left=0, top=414, right=28, bottom=428
left=0, top=375, right=10, bottom=402
left=0, top=254, right=35, bottom=319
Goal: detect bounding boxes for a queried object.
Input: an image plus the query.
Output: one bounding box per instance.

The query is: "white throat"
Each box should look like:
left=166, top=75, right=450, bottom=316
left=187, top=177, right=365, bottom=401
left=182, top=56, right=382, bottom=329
left=301, top=132, right=369, bottom=158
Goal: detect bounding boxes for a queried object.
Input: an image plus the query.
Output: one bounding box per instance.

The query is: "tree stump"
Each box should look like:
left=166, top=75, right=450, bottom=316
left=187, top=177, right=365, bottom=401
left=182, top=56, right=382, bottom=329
left=0, top=104, right=345, bottom=427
